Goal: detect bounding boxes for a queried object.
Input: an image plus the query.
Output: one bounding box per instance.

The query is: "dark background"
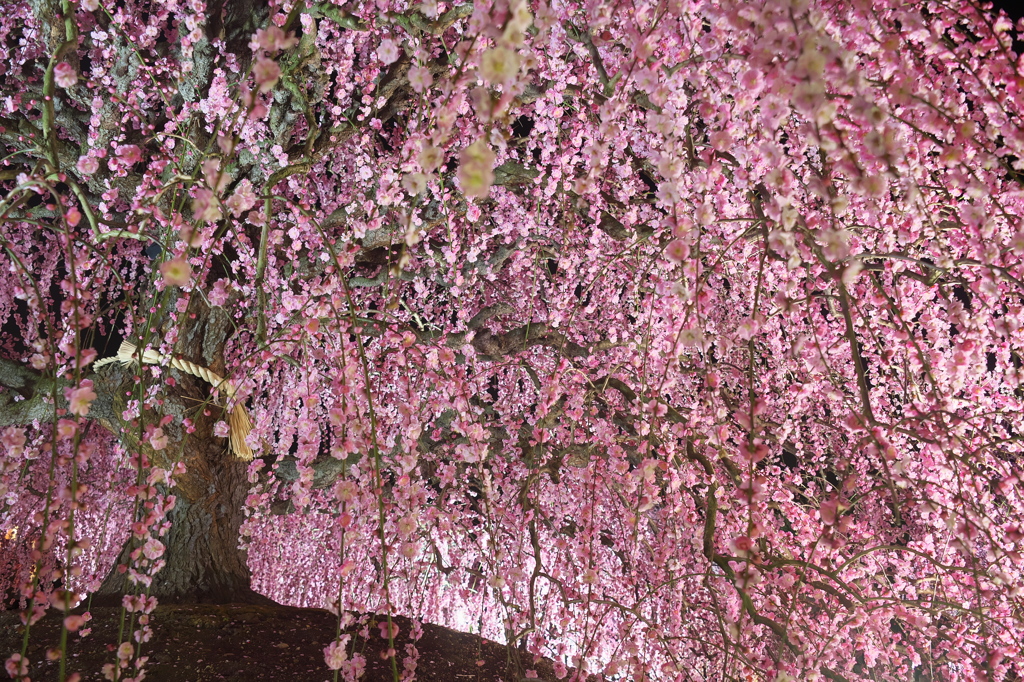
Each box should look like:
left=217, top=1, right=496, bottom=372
left=989, top=0, right=1024, bottom=26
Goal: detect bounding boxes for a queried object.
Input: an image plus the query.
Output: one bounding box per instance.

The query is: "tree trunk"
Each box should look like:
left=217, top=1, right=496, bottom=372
left=90, top=299, right=273, bottom=606
left=0, top=297, right=272, bottom=605
left=92, top=445, right=271, bottom=605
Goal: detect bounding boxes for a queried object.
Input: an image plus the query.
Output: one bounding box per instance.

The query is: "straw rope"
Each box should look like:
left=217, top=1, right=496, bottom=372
left=95, top=341, right=254, bottom=460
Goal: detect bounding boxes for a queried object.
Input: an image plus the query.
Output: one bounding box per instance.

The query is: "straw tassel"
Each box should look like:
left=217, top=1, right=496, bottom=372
left=96, top=341, right=254, bottom=460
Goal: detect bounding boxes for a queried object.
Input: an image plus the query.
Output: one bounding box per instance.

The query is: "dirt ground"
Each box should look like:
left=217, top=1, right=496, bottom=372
left=0, top=604, right=566, bottom=681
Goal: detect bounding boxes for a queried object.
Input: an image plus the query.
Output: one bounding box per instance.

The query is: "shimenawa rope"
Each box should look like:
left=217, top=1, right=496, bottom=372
left=95, top=341, right=254, bottom=460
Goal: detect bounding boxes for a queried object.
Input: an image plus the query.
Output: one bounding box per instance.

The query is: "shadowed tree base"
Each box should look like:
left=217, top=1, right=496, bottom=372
left=0, top=604, right=568, bottom=681
left=90, top=450, right=272, bottom=608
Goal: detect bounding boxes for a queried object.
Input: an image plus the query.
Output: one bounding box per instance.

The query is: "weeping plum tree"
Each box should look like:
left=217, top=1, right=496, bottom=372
left=2, top=0, right=1024, bottom=679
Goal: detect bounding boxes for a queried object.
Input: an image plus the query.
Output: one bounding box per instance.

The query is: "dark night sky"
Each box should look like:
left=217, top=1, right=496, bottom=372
left=988, top=0, right=1024, bottom=24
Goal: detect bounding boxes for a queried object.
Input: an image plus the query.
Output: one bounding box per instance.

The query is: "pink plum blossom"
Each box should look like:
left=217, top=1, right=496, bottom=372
left=76, top=154, right=99, bottom=175
left=159, top=258, right=191, bottom=286
left=253, top=57, right=281, bottom=93
left=457, top=139, right=495, bottom=198
left=324, top=637, right=350, bottom=670
left=224, top=179, right=257, bottom=216
left=192, top=188, right=222, bottom=222
left=53, top=62, right=76, bottom=88
left=65, top=380, right=97, bottom=416
left=408, top=65, right=432, bottom=93
left=479, top=47, right=520, bottom=87
left=256, top=25, right=297, bottom=53
left=116, top=144, right=143, bottom=166
left=376, top=38, right=400, bottom=64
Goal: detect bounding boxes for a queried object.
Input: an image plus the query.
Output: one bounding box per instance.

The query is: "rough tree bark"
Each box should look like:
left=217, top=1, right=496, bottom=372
left=91, top=296, right=274, bottom=605
left=92, top=449, right=266, bottom=605
left=0, top=297, right=270, bottom=605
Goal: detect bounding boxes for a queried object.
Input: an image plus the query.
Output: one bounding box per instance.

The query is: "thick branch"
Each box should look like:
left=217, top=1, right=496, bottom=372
left=0, top=357, right=41, bottom=398
left=0, top=357, right=126, bottom=429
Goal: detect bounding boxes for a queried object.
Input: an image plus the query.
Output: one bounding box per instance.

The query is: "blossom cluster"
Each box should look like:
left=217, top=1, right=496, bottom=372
left=3, top=0, right=1024, bottom=679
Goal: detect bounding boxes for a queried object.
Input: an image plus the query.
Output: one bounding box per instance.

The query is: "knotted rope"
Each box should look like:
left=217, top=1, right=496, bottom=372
left=95, top=341, right=254, bottom=460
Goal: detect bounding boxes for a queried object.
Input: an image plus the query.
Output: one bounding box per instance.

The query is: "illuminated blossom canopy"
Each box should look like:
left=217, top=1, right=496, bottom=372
left=2, top=0, right=1024, bottom=680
